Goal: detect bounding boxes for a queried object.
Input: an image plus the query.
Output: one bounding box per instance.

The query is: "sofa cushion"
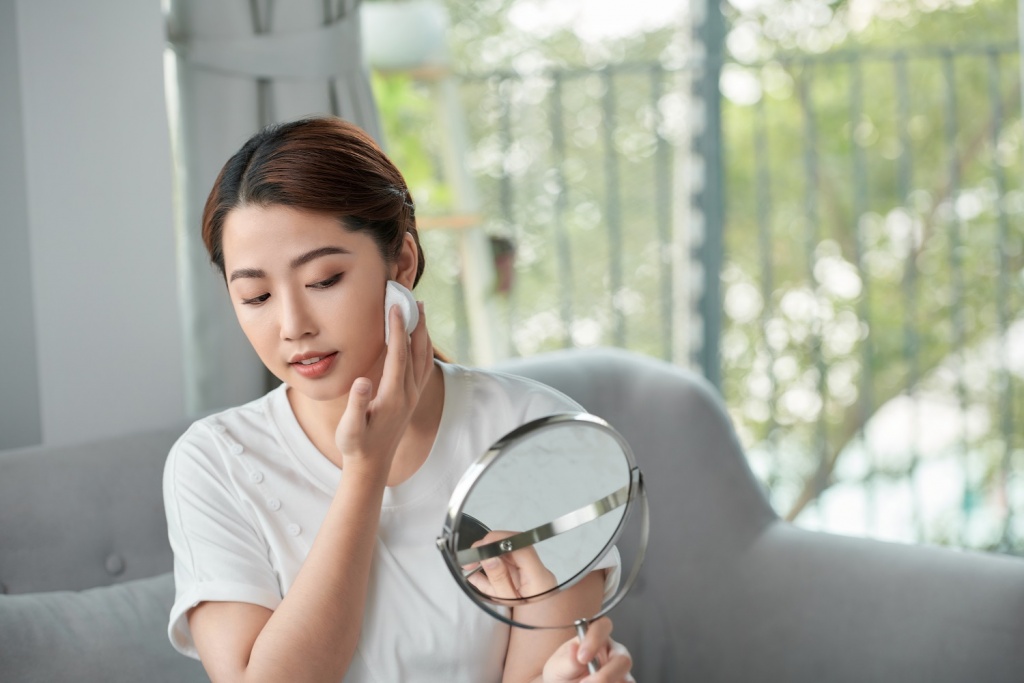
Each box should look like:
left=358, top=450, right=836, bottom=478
left=0, top=572, right=207, bottom=682
left=0, top=423, right=188, bottom=594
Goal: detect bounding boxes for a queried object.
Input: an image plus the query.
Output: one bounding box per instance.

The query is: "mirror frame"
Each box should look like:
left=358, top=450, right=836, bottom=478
left=436, top=412, right=649, bottom=631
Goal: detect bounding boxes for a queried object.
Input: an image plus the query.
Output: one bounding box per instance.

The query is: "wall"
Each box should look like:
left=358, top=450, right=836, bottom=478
left=0, top=0, right=42, bottom=449
left=0, top=0, right=185, bottom=449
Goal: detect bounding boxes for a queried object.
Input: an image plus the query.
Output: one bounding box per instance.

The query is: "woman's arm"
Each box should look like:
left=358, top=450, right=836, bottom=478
left=467, top=508, right=633, bottom=680
left=490, top=558, right=633, bottom=683
left=501, top=571, right=606, bottom=683
left=187, top=305, right=433, bottom=683
left=189, top=460, right=390, bottom=682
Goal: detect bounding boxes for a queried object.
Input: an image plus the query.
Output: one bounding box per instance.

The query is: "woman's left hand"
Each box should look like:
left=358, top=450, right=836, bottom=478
left=541, top=618, right=634, bottom=683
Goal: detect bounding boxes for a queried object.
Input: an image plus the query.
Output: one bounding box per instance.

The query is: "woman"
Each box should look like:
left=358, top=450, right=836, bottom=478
left=163, top=116, right=634, bottom=683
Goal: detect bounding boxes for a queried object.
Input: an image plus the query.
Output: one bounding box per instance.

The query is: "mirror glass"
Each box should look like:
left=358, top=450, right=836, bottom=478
left=438, top=413, right=647, bottom=632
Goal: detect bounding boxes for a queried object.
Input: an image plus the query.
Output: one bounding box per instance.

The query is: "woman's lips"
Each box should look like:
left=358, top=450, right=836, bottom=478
left=290, top=352, right=338, bottom=379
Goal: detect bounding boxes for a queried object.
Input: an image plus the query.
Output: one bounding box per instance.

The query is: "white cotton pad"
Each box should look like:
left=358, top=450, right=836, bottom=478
left=384, top=280, right=419, bottom=344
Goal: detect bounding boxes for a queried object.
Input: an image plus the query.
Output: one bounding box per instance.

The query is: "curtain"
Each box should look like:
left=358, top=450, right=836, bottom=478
left=166, top=0, right=380, bottom=415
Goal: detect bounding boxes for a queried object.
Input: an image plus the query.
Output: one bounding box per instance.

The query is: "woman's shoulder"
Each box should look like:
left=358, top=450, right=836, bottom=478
left=164, top=385, right=286, bottom=478
left=439, top=360, right=584, bottom=420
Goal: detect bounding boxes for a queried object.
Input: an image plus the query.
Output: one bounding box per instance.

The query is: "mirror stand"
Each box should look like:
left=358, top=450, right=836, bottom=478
left=574, top=618, right=602, bottom=674
left=437, top=412, right=650, bottom=676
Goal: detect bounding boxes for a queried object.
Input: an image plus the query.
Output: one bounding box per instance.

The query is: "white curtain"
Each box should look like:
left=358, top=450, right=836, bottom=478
left=167, top=0, right=381, bottom=415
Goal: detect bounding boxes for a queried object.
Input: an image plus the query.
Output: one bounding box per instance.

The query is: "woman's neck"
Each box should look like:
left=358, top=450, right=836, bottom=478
left=287, top=360, right=446, bottom=487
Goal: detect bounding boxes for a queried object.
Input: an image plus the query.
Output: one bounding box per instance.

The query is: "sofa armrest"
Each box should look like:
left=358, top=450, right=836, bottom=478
left=704, top=522, right=1024, bottom=682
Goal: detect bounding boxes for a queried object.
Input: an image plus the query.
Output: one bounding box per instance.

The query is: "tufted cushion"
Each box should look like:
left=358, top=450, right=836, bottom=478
left=0, top=423, right=188, bottom=594
left=0, top=572, right=207, bottom=683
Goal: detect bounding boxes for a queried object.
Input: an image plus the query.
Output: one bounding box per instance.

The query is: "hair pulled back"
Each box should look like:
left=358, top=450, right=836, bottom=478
left=202, top=116, right=425, bottom=285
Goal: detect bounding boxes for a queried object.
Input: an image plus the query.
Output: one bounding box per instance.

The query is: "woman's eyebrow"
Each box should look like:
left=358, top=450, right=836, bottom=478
left=290, top=246, right=351, bottom=269
left=229, top=267, right=264, bottom=282
left=228, top=246, right=352, bottom=282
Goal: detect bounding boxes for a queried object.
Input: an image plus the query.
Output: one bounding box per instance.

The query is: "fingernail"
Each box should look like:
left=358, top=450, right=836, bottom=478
left=483, top=558, right=500, bottom=571
left=417, top=300, right=424, bottom=313
left=577, top=647, right=590, bottom=663
left=352, top=379, right=370, bottom=395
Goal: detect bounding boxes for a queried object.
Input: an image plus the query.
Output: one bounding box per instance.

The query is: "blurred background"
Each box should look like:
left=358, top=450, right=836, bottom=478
left=2, top=0, right=1022, bottom=556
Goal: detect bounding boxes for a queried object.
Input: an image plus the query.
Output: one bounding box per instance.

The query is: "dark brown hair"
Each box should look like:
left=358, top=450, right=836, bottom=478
left=202, top=116, right=424, bottom=285
left=203, top=116, right=449, bottom=361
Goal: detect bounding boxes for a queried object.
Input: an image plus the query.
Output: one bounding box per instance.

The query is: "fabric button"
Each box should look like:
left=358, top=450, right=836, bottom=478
left=105, top=553, right=126, bottom=576
left=230, top=443, right=244, bottom=455
left=287, top=523, right=301, bottom=537
left=267, top=498, right=281, bottom=512
left=214, top=424, right=226, bottom=433
left=249, top=471, right=264, bottom=484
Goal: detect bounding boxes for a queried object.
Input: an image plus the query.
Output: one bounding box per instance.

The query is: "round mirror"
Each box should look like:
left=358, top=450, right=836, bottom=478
left=436, top=412, right=648, bottom=650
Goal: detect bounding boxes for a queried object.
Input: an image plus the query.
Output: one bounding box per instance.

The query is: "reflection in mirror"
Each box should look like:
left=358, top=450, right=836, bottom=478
left=455, top=513, right=491, bottom=552
left=456, top=421, right=630, bottom=600
left=437, top=411, right=648, bottom=672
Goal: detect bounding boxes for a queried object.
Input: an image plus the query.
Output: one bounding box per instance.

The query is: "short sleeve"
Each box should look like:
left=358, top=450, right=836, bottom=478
left=494, top=370, right=587, bottom=424
left=594, top=546, right=622, bottom=602
left=163, top=425, right=283, bottom=659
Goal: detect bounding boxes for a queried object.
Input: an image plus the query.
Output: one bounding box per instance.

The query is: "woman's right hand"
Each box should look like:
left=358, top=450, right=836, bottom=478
left=334, top=301, right=432, bottom=470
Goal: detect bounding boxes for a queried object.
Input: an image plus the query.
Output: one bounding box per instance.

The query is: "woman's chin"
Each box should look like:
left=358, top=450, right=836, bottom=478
left=290, top=380, right=349, bottom=404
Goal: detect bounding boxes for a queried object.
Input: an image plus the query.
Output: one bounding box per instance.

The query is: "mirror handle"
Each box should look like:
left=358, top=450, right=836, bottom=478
left=574, top=619, right=601, bottom=674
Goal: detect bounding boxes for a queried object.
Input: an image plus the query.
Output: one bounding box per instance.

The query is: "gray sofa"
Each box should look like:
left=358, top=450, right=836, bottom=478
left=2, top=348, right=1023, bottom=682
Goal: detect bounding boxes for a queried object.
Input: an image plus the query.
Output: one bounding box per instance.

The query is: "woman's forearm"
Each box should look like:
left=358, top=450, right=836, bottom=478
left=241, top=463, right=388, bottom=683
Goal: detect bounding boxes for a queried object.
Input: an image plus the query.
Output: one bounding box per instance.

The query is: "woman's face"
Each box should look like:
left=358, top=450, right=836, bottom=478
left=222, top=204, right=410, bottom=402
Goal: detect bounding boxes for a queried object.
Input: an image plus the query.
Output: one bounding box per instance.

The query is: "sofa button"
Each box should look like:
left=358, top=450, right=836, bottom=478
left=249, top=471, right=264, bottom=484
left=105, top=553, right=126, bottom=576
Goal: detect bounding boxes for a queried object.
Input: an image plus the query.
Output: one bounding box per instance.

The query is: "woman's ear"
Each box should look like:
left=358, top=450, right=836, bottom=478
left=393, top=232, right=419, bottom=289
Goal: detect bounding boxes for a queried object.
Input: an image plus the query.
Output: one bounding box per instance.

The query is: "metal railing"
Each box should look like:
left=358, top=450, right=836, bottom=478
left=724, top=43, right=1022, bottom=551
left=400, top=41, right=1023, bottom=554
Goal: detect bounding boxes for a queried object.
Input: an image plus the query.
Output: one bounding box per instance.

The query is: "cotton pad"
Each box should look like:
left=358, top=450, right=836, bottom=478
left=384, top=280, right=419, bottom=344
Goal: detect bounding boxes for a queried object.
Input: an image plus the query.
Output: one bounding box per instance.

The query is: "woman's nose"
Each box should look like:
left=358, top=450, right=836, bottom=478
left=279, top=292, right=316, bottom=341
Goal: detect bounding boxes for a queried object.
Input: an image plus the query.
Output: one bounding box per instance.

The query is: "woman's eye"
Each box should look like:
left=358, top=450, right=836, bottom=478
left=309, top=273, right=342, bottom=290
left=241, top=293, right=270, bottom=306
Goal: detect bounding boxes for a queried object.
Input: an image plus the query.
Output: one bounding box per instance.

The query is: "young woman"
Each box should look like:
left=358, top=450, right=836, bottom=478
left=163, top=116, right=634, bottom=683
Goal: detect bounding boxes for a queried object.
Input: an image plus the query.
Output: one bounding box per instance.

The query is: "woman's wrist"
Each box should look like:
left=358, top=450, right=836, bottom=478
left=338, top=456, right=392, bottom=489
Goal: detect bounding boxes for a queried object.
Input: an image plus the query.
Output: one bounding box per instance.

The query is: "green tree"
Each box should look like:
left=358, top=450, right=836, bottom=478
left=373, top=0, right=1024, bottom=551
left=718, top=0, right=1022, bottom=550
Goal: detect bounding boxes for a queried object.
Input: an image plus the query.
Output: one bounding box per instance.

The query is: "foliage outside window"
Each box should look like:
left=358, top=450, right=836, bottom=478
left=371, top=0, right=1024, bottom=554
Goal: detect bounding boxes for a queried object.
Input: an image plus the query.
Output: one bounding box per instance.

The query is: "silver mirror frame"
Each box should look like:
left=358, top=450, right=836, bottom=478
left=436, top=412, right=649, bottom=631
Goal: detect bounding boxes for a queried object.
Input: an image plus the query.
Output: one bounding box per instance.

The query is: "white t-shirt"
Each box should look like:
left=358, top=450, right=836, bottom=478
left=163, top=361, right=589, bottom=682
